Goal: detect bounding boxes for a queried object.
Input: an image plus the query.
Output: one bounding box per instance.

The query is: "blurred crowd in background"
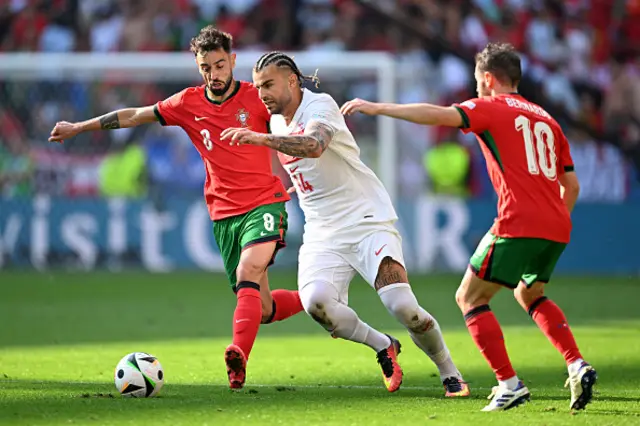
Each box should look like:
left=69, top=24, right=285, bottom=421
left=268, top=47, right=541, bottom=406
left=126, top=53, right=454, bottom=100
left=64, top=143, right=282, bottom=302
left=1, top=0, right=639, bottom=202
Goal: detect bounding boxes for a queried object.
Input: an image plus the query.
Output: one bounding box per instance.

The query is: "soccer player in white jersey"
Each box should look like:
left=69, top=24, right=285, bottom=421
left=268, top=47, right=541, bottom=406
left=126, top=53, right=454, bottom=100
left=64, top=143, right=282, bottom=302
left=221, top=52, right=469, bottom=397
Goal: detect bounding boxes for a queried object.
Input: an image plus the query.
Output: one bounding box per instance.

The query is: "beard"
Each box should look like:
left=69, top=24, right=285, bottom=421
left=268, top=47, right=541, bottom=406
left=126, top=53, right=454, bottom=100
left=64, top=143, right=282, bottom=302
left=263, top=92, right=292, bottom=116
left=208, top=75, right=233, bottom=96
left=264, top=101, right=282, bottom=115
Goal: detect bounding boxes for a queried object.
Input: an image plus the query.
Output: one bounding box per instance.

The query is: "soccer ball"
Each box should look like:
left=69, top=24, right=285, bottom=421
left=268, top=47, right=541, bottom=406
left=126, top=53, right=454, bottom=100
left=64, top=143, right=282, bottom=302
left=114, top=352, right=164, bottom=398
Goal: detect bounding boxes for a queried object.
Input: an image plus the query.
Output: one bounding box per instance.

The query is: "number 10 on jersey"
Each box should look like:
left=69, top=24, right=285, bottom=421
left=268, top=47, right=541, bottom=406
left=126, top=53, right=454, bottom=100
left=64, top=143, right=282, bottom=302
left=515, top=115, right=557, bottom=180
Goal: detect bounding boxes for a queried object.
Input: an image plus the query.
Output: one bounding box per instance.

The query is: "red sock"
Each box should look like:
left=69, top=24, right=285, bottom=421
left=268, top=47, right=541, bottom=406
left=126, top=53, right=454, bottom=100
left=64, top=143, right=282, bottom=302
left=267, top=290, right=304, bottom=323
left=529, top=297, right=583, bottom=365
left=465, top=305, right=517, bottom=381
left=232, top=286, right=262, bottom=359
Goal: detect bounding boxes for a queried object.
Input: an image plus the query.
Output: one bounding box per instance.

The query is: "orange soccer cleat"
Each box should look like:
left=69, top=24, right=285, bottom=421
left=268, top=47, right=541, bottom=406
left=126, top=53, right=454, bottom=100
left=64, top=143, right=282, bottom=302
left=376, top=335, right=403, bottom=392
left=224, top=344, right=247, bottom=389
left=443, top=376, right=471, bottom=397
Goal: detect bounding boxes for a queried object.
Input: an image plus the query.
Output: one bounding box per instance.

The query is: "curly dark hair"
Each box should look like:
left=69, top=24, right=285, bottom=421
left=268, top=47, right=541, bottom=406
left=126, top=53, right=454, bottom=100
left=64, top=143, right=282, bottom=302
left=189, top=25, right=233, bottom=55
left=475, top=42, right=522, bottom=86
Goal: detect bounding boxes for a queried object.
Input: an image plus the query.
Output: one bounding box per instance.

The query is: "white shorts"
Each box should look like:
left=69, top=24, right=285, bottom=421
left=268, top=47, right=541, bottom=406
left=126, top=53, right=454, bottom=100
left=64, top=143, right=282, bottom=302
left=297, top=226, right=406, bottom=304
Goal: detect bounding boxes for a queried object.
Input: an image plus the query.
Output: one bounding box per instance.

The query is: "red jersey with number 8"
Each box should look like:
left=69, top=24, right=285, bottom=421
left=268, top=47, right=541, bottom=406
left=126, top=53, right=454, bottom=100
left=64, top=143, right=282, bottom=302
left=154, top=81, right=289, bottom=221
left=454, top=94, right=574, bottom=243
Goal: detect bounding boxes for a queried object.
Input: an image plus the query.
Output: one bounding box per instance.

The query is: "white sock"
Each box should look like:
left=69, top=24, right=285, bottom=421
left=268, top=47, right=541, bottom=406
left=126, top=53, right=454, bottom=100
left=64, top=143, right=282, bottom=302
left=300, top=281, right=391, bottom=352
left=378, top=283, right=460, bottom=380
left=498, top=376, right=521, bottom=390
left=408, top=320, right=460, bottom=380
left=568, top=358, right=586, bottom=373
left=344, top=315, right=391, bottom=352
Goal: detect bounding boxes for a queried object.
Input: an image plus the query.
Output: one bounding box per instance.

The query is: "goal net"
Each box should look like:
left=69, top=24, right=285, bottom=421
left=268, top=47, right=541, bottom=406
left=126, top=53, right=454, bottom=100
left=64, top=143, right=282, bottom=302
left=0, top=51, right=398, bottom=272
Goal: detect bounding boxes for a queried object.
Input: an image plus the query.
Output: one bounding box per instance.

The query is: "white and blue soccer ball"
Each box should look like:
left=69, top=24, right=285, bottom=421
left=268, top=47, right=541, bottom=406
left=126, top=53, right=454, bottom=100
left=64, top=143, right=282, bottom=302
left=114, top=352, right=164, bottom=398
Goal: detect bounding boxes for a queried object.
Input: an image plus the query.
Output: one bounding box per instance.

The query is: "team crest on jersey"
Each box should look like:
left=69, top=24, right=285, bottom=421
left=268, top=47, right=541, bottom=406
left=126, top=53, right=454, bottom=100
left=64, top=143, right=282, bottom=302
left=236, top=108, right=250, bottom=127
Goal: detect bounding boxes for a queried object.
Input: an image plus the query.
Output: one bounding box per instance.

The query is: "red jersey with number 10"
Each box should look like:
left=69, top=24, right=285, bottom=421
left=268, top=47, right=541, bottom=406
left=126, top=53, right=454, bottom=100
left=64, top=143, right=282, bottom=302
left=454, top=94, right=574, bottom=243
left=154, top=82, right=289, bottom=221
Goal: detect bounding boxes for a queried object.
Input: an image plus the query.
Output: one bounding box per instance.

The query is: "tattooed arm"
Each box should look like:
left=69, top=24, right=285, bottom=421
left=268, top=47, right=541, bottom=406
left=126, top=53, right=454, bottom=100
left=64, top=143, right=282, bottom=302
left=222, top=120, right=335, bottom=158
left=264, top=121, right=335, bottom=158
left=49, top=106, right=158, bottom=143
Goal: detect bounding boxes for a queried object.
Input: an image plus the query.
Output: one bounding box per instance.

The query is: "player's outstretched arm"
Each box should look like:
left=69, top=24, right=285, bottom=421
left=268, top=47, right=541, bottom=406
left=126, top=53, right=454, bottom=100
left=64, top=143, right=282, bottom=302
left=222, top=120, right=334, bottom=158
left=48, top=106, right=159, bottom=143
left=340, top=98, right=463, bottom=128
left=559, top=171, right=580, bottom=213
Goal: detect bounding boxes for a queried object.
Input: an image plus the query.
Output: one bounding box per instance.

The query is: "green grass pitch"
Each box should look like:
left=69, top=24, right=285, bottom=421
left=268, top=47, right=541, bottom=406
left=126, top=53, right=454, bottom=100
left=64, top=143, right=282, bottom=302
left=0, top=271, right=639, bottom=425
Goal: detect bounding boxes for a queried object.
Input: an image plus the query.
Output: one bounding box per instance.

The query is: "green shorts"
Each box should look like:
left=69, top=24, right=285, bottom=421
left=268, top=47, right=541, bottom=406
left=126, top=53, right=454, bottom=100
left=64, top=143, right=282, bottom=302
left=469, top=232, right=566, bottom=288
left=213, top=202, right=288, bottom=289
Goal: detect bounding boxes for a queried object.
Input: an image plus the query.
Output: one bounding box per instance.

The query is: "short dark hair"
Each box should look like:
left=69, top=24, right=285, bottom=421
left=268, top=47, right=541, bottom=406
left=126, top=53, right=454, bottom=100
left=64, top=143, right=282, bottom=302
left=475, top=42, right=522, bottom=86
left=254, top=51, right=320, bottom=88
left=190, top=26, right=233, bottom=55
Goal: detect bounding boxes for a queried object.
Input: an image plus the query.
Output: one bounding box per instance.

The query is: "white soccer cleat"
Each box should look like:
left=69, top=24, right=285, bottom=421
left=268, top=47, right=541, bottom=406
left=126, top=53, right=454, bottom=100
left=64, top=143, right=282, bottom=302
left=565, top=362, right=597, bottom=410
left=481, top=381, right=530, bottom=412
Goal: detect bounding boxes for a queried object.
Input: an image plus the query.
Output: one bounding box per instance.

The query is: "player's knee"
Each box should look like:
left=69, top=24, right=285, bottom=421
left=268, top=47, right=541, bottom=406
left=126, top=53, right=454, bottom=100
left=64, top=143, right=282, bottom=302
left=393, top=302, right=429, bottom=332
left=454, top=286, right=466, bottom=310
left=455, top=270, right=494, bottom=313
left=378, top=284, right=429, bottom=331
left=514, top=282, right=544, bottom=310
left=300, top=282, right=339, bottom=329
left=455, top=283, right=489, bottom=313
left=236, top=260, right=266, bottom=282
left=384, top=294, right=417, bottom=324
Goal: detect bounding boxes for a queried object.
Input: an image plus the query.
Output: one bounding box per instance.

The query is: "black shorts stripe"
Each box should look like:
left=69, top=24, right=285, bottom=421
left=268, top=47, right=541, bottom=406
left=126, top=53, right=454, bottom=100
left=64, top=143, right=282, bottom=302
left=241, top=235, right=283, bottom=251
left=468, top=264, right=519, bottom=289
left=482, top=241, right=496, bottom=281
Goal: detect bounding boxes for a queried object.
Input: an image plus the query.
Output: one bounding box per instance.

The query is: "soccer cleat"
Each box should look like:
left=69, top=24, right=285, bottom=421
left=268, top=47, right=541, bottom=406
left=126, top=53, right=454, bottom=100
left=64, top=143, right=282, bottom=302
left=443, top=376, right=471, bottom=397
left=565, top=362, right=597, bottom=410
left=224, top=344, right=247, bottom=389
left=376, top=334, right=403, bottom=392
left=481, top=381, right=530, bottom=411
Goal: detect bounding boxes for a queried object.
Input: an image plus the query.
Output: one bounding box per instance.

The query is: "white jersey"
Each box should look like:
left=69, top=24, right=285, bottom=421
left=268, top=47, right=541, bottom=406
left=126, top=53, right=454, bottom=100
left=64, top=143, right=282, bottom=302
left=270, top=89, right=397, bottom=243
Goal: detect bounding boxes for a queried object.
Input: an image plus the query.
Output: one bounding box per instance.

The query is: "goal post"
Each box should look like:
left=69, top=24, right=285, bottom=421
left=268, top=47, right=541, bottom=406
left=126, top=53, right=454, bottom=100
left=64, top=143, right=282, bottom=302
left=0, top=51, right=398, bottom=202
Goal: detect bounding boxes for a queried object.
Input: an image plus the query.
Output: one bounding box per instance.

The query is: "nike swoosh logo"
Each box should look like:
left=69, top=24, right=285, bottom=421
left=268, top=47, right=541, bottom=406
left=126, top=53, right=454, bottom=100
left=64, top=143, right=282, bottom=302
left=290, top=166, right=299, bottom=173
left=194, top=116, right=208, bottom=121
left=375, top=244, right=387, bottom=256
left=235, top=319, right=250, bottom=323
left=260, top=232, right=267, bottom=236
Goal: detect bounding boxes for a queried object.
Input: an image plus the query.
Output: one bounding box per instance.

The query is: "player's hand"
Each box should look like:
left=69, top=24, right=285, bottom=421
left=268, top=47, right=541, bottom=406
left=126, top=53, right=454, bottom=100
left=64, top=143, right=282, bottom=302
left=49, top=121, right=80, bottom=143
left=221, top=127, right=266, bottom=146
left=340, top=98, right=380, bottom=116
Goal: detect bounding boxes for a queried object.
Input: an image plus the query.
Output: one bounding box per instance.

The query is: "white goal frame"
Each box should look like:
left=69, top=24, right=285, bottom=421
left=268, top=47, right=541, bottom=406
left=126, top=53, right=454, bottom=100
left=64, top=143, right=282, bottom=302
left=0, top=51, right=398, bottom=201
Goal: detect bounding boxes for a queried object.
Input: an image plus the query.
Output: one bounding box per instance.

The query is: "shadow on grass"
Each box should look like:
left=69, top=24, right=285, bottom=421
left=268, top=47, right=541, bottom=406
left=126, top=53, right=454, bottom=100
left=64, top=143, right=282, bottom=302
left=0, top=272, right=639, bottom=348
left=0, top=383, right=638, bottom=425
left=1, top=363, right=639, bottom=425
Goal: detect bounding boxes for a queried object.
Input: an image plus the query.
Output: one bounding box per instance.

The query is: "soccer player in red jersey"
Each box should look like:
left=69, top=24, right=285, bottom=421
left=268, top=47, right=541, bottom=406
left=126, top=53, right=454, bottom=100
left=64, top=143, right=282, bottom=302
left=48, top=26, right=304, bottom=390
left=341, top=42, right=596, bottom=411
